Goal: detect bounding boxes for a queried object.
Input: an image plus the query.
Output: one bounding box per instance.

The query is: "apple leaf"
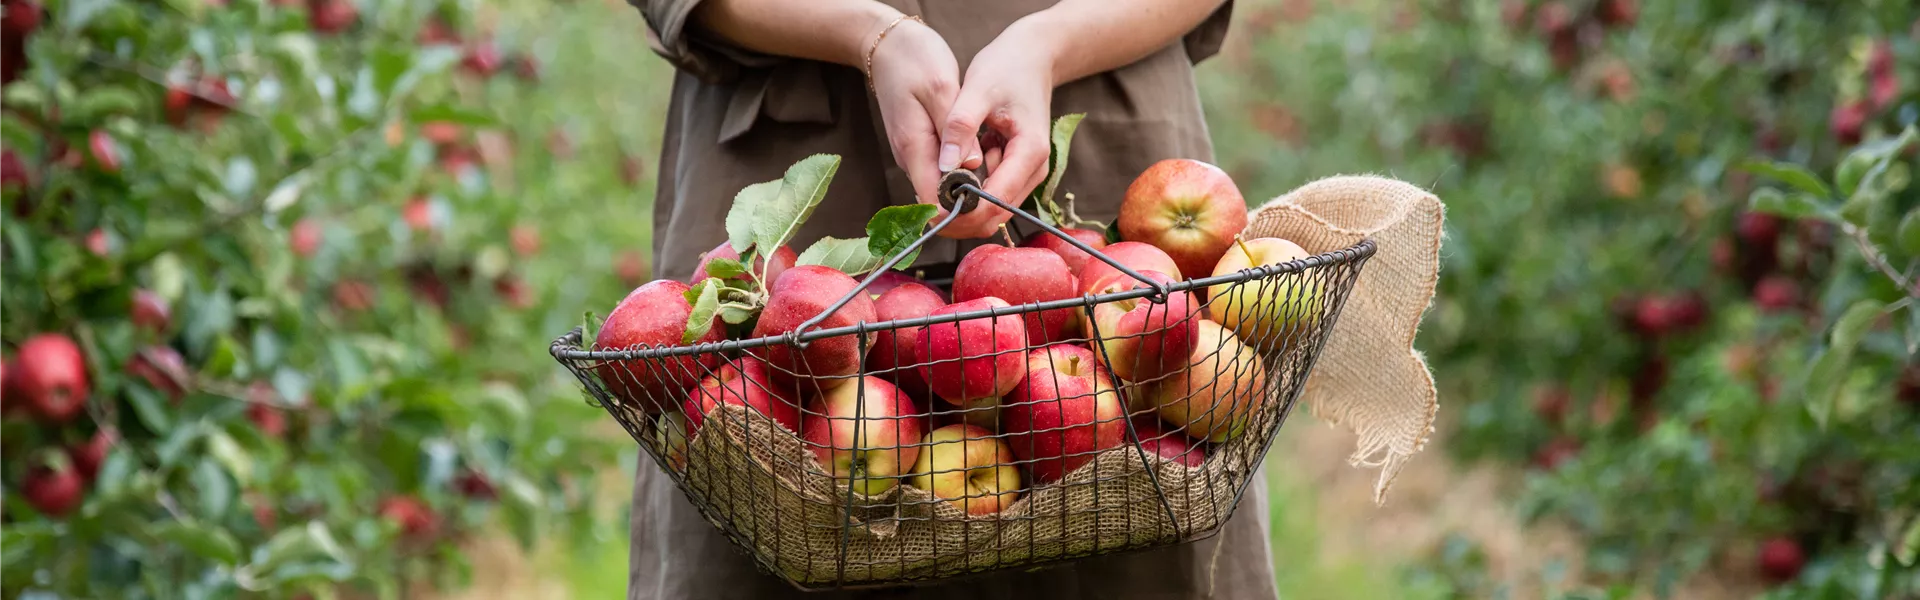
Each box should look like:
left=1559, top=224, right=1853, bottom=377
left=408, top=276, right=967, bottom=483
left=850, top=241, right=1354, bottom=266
left=1741, top=159, right=1832, bottom=200
left=1897, top=208, right=1920, bottom=256
left=1747, top=188, right=1832, bottom=221
left=1829, top=300, right=1883, bottom=353
left=581, top=311, right=599, bottom=346
left=682, top=279, right=721, bottom=344
left=752, top=154, right=841, bottom=256
left=727, top=180, right=781, bottom=254
left=409, top=104, right=498, bottom=127
left=1028, top=113, right=1086, bottom=211
left=796, top=236, right=888, bottom=276
left=704, top=257, right=748, bottom=279
left=866, top=204, right=938, bottom=270
left=1103, top=220, right=1124, bottom=244
left=151, top=521, right=243, bottom=566
left=717, top=302, right=758, bottom=325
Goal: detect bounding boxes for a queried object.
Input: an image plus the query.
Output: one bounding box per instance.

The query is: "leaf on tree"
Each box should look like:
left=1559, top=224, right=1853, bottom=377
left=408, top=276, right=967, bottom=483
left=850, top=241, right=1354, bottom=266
left=1740, top=159, right=1833, bottom=200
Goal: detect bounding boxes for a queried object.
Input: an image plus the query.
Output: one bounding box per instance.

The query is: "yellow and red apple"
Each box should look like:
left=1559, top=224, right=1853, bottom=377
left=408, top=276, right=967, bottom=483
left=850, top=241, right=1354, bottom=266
left=801, top=376, right=925, bottom=496
left=682, top=357, right=800, bottom=436
left=906, top=424, right=1023, bottom=515
left=1148, top=320, right=1268, bottom=443
left=1076, top=241, right=1184, bottom=295
left=1206, top=237, right=1323, bottom=351
left=1001, top=344, right=1127, bottom=483
left=1117, top=159, right=1249, bottom=280
left=1080, top=270, right=1200, bottom=383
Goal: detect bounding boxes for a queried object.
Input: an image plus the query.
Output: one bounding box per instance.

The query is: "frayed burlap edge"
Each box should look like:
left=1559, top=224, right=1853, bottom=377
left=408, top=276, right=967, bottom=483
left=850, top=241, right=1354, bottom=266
left=1244, top=174, right=1444, bottom=504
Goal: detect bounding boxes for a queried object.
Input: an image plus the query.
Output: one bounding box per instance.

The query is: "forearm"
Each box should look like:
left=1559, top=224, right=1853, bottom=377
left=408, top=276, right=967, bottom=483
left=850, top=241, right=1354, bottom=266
left=1018, top=0, right=1230, bottom=85
left=689, top=0, right=902, bottom=68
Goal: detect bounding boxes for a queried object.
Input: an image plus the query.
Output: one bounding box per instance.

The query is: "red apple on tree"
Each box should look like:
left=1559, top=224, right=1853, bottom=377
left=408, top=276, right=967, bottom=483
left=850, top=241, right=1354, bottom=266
left=1080, top=270, right=1200, bottom=383
left=290, top=218, right=323, bottom=257
left=69, top=428, right=115, bottom=482
left=595, top=279, right=725, bottom=413
left=1757, top=536, right=1805, bottom=584
left=1117, top=159, right=1249, bottom=280
left=915, top=297, right=1027, bottom=406
left=461, top=41, right=502, bottom=77
left=1147, top=320, right=1268, bottom=443
left=801, top=376, right=925, bottom=496
left=690, top=241, right=796, bottom=288
left=953, top=244, right=1080, bottom=344
left=128, top=346, right=189, bottom=401
left=682, top=357, right=800, bottom=435
left=85, top=229, right=113, bottom=257
left=378, top=495, right=439, bottom=543
left=131, top=289, right=170, bottom=333
left=905, top=424, right=1023, bottom=515
left=750, top=265, right=878, bottom=390
left=23, top=455, right=83, bottom=518
left=1206, top=237, right=1322, bottom=351
left=1020, top=227, right=1108, bottom=275
left=1001, top=344, right=1126, bottom=483
left=307, top=0, right=357, bottom=33
left=13, top=333, right=90, bottom=423
left=88, top=130, right=121, bottom=173
left=1130, top=418, right=1204, bottom=467
left=867, top=282, right=946, bottom=395
left=1076, top=241, right=1184, bottom=294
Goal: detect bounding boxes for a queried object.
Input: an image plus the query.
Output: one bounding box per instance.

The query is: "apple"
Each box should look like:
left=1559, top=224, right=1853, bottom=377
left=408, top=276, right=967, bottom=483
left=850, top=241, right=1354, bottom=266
left=128, top=346, right=189, bottom=401
left=131, top=289, right=171, bottom=333
left=1130, top=418, right=1204, bottom=467
left=1117, top=159, right=1248, bottom=279
left=750, top=266, right=878, bottom=390
left=867, top=282, right=946, bottom=395
left=906, top=424, right=1022, bottom=515
left=1076, top=241, right=1183, bottom=294
left=3, top=0, right=42, bottom=36
left=1206, top=237, right=1322, bottom=351
left=656, top=411, right=691, bottom=473
left=1080, top=270, right=1199, bottom=383
left=916, top=297, right=1027, bottom=406
left=953, top=244, right=1080, bottom=344
left=290, top=219, right=323, bottom=257
left=69, top=428, right=115, bottom=482
left=2, top=149, right=28, bottom=190
left=461, top=42, right=502, bottom=77
left=88, top=130, right=121, bottom=173
left=617, top=250, right=649, bottom=285
left=454, top=469, right=496, bottom=500
left=594, top=279, right=725, bottom=413
left=510, top=225, right=541, bottom=256
left=863, top=270, right=942, bottom=302
left=801, top=376, right=925, bottom=496
left=690, top=241, right=797, bottom=288
left=1020, top=227, right=1108, bottom=274
left=403, top=197, right=434, bottom=231
left=23, top=457, right=83, bottom=518
left=421, top=121, right=463, bottom=146
left=1147, top=320, right=1268, bottom=443
left=493, top=274, right=533, bottom=309
left=248, top=381, right=288, bottom=439
left=85, top=228, right=113, bottom=256
left=307, top=0, right=357, bottom=33
left=1757, top=537, right=1805, bottom=584
left=513, top=55, right=542, bottom=82
left=378, top=495, right=439, bottom=542
left=683, top=357, right=800, bottom=435
left=13, top=334, right=89, bottom=423
left=1001, top=344, right=1126, bottom=483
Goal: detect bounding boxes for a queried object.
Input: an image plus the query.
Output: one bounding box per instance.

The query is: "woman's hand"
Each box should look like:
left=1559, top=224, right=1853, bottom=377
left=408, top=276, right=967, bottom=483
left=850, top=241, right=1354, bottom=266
left=867, top=18, right=981, bottom=231
left=934, top=18, right=1062, bottom=239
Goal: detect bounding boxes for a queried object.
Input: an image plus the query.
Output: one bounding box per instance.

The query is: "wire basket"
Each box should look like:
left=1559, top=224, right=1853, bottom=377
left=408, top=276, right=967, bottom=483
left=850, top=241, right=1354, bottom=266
left=549, top=172, right=1375, bottom=590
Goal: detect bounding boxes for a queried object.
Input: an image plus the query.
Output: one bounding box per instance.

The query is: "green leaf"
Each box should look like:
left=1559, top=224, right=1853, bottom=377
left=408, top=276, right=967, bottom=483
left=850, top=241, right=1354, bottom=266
left=410, top=104, right=497, bottom=127
left=717, top=302, right=757, bottom=325
left=1898, top=208, right=1920, bottom=257
left=1747, top=188, right=1832, bottom=220
left=726, top=180, right=781, bottom=254
left=796, top=236, right=887, bottom=276
left=865, top=204, right=938, bottom=270
left=191, top=459, right=235, bottom=519
left=682, top=280, right=721, bottom=344
left=1029, top=113, right=1086, bottom=209
left=704, top=258, right=747, bottom=279
left=207, top=431, right=254, bottom=487
left=151, top=521, right=243, bottom=566
left=1742, top=160, right=1832, bottom=199
left=71, top=85, right=144, bottom=121
left=1830, top=300, right=1884, bottom=353
left=752, top=155, right=841, bottom=255
left=1103, top=220, right=1124, bottom=244
left=125, top=386, right=173, bottom=433
left=581, top=311, right=600, bottom=346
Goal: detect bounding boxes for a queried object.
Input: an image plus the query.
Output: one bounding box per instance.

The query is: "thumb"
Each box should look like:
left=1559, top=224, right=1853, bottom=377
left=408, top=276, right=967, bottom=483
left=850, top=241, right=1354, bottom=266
left=938, top=92, right=989, bottom=172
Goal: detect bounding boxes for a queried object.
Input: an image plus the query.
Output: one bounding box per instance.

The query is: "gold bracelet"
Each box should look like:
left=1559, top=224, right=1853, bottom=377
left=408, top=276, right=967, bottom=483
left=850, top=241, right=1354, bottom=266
left=864, top=14, right=923, bottom=93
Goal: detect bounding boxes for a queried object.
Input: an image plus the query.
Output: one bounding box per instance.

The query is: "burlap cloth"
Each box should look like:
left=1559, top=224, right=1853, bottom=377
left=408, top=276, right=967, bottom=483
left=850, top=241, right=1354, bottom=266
left=646, top=175, right=1444, bottom=586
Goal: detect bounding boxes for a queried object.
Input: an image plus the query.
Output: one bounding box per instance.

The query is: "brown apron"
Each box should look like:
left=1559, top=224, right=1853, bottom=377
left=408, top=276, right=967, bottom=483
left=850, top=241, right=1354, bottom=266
left=629, top=2, right=1276, bottom=598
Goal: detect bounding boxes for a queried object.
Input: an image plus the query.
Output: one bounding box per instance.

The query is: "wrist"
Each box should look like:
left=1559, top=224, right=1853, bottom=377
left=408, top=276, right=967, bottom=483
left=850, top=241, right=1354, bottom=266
left=843, top=3, right=906, bottom=68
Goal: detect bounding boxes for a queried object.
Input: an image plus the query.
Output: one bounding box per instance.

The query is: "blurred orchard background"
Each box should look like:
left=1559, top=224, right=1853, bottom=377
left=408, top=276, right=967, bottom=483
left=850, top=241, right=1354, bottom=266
left=2, top=0, right=1916, bottom=597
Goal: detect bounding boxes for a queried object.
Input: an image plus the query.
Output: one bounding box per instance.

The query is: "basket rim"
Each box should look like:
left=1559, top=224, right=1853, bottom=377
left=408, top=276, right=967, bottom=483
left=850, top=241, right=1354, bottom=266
left=551, top=238, right=1376, bottom=362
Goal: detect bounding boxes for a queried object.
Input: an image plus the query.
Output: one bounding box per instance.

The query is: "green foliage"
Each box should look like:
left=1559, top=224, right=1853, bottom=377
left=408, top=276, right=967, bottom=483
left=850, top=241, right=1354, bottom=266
left=0, top=0, right=642, bottom=595
left=1205, top=0, right=1920, bottom=594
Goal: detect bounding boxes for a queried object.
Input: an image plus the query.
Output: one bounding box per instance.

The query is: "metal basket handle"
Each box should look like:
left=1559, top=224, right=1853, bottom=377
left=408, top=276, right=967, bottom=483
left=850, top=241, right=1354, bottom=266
left=790, top=170, right=1173, bottom=345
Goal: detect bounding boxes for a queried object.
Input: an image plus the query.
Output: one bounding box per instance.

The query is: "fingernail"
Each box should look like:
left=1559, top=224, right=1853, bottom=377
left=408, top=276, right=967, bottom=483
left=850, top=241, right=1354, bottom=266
left=964, top=151, right=982, bottom=168
left=938, top=143, right=960, bottom=171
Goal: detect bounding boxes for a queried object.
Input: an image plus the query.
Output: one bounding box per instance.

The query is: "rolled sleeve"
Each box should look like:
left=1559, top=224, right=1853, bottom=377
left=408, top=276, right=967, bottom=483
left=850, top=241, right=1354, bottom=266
left=632, top=0, right=784, bottom=84
left=1183, top=0, right=1234, bottom=64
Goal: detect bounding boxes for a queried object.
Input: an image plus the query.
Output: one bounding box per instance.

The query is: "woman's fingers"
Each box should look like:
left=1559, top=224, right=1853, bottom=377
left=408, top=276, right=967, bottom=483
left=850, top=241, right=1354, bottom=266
left=984, top=126, right=1049, bottom=204
left=938, top=92, right=990, bottom=172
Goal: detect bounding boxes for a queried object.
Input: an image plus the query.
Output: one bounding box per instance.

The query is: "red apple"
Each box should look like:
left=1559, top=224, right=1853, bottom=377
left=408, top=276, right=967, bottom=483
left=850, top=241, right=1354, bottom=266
left=493, top=274, right=533, bottom=309
left=1206, top=237, right=1322, bottom=351
left=1147, top=320, right=1268, bottom=443
left=1830, top=100, right=1868, bottom=146
left=1001, top=343, right=1126, bottom=483
left=128, top=346, right=189, bottom=401
left=689, top=242, right=797, bottom=288
left=801, top=376, right=925, bottom=496
left=594, top=280, right=725, bottom=413
left=13, top=334, right=89, bottom=423
left=617, top=251, right=649, bottom=285
left=378, top=495, right=438, bottom=542
left=3, top=0, right=42, bottom=36
left=249, top=400, right=288, bottom=439
left=307, top=0, right=357, bottom=33
left=85, top=229, right=112, bottom=257
left=1754, top=275, right=1800, bottom=312
left=862, top=270, right=942, bottom=302
left=1596, top=0, right=1637, bottom=27
left=683, top=357, right=800, bottom=435
left=461, top=42, right=502, bottom=77
left=23, top=457, right=83, bottom=518
left=403, top=197, right=434, bottom=231
left=916, top=297, right=1027, bottom=406
left=1532, top=437, right=1582, bottom=470
left=290, top=218, right=323, bottom=257
left=332, top=280, right=375, bottom=312
left=421, top=121, right=463, bottom=146
left=867, top=282, right=946, bottom=395
left=131, top=289, right=171, bottom=334
left=953, top=244, right=1080, bottom=344
left=69, top=428, right=115, bottom=482
left=1020, top=228, right=1109, bottom=276
left=1757, top=537, right=1805, bottom=584
left=905, top=424, right=1022, bottom=515
left=1076, top=241, right=1184, bottom=294
left=1130, top=418, right=1204, bottom=467
left=454, top=469, right=496, bottom=500
left=88, top=130, right=121, bottom=173
left=749, top=266, right=878, bottom=390
left=2, top=149, right=28, bottom=190
left=1081, top=270, right=1200, bottom=383
left=1117, top=159, right=1248, bottom=279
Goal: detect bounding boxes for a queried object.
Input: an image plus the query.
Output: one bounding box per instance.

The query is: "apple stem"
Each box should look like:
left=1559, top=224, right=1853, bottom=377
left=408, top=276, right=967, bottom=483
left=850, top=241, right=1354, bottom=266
left=1236, top=238, right=1256, bottom=265
left=998, top=223, right=1014, bottom=248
